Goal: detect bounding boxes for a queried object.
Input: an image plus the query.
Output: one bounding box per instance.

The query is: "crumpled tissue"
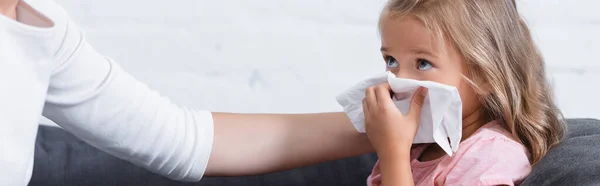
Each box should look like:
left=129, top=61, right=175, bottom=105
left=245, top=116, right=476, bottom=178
left=336, top=71, right=463, bottom=156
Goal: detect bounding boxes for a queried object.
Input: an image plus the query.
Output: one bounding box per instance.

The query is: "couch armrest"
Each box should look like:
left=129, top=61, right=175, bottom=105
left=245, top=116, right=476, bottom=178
left=521, top=118, right=600, bottom=185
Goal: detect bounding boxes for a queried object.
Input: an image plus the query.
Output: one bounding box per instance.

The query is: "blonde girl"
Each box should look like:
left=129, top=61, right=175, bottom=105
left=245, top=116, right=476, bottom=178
left=362, top=0, right=566, bottom=185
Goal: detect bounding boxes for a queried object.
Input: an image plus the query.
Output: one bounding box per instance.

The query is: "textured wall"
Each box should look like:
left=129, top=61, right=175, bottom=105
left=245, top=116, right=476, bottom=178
left=41, top=0, right=600, bottom=125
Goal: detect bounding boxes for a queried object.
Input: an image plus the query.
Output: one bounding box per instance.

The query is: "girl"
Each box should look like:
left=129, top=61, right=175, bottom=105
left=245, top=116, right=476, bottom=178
left=362, top=0, right=566, bottom=185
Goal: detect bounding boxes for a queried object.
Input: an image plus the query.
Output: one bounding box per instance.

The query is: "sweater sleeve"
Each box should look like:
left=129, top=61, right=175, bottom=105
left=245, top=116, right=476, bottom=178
left=41, top=8, right=213, bottom=182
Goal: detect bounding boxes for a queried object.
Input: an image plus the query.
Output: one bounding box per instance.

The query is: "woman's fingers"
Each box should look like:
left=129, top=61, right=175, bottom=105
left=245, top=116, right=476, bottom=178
left=407, top=87, right=428, bottom=121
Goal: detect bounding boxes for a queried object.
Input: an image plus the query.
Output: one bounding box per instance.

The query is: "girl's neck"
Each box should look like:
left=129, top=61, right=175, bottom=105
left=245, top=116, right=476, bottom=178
left=460, top=107, right=489, bottom=141
left=0, top=0, right=19, bottom=20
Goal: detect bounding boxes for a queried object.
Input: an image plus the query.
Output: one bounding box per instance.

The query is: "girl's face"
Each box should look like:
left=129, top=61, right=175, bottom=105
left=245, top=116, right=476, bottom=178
left=379, top=15, right=481, bottom=120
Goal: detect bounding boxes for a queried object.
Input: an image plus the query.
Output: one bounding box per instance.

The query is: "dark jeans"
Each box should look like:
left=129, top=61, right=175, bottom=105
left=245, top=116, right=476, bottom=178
left=29, top=125, right=377, bottom=186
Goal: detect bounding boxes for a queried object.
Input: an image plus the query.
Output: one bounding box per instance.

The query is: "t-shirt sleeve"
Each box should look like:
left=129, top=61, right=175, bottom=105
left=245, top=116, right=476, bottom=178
left=41, top=7, right=213, bottom=182
left=444, top=137, right=532, bottom=186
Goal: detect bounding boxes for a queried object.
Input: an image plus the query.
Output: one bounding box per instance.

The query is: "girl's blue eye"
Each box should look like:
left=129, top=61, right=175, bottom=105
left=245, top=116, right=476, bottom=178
left=417, top=59, right=433, bottom=70
left=386, top=57, right=399, bottom=68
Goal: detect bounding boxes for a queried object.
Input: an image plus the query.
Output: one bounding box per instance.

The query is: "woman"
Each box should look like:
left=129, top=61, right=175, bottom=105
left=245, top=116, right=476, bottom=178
left=0, top=0, right=372, bottom=185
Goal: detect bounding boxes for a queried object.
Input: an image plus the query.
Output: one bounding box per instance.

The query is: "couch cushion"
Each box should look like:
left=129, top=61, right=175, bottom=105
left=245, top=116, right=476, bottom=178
left=521, top=118, right=600, bottom=186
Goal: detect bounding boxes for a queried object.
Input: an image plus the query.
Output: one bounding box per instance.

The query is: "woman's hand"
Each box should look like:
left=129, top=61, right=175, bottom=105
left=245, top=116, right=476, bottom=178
left=363, top=83, right=428, bottom=153
left=362, top=83, right=427, bottom=186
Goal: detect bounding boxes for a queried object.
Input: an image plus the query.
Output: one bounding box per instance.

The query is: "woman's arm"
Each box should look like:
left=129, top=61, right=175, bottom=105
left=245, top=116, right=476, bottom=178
left=41, top=2, right=371, bottom=181
left=207, top=112, right=373, bottom=176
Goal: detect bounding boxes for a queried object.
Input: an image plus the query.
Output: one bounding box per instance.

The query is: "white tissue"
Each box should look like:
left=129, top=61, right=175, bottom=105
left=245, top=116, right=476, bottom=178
left=336, top=71, right=463, bottom=156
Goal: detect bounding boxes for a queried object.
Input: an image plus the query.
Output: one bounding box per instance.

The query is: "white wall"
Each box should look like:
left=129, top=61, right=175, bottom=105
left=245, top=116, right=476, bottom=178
left=42, top=0, right=600, bottom=125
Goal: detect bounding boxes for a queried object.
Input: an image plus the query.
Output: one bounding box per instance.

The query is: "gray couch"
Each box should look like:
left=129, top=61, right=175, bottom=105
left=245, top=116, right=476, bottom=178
left=29, top=119, right=600, bottom=186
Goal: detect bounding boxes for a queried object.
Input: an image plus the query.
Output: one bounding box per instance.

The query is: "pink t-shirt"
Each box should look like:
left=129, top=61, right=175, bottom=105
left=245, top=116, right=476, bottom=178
left=367, top=121, right=531, bottom=186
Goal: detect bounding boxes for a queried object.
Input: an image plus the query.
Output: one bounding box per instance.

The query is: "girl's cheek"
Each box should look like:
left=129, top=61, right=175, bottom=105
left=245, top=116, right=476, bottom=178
left=420, top=70, right=452, bottom=85
left=458, top=81, right=484, bottom=117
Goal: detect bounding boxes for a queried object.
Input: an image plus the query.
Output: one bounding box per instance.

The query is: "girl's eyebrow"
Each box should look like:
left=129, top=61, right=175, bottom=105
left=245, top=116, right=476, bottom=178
left=380, top=47, right=390, bottom=52
left=409, top=48, right=438, bottom=58
left=380, top=46, right=438, bottom=58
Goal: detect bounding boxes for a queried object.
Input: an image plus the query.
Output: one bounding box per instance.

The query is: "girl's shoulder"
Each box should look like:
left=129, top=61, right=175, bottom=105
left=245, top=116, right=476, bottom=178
left=458, top=121, right=529, bottom=161
left=439, top=121, right=531, bottom=185
left=456, top=120, right=529, bottom=161
left=462, top=120, right=523, bottom=147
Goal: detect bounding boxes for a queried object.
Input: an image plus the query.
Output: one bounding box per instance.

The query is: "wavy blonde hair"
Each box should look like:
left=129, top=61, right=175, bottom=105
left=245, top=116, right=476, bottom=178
left=379, top=0, right=566, bottom=165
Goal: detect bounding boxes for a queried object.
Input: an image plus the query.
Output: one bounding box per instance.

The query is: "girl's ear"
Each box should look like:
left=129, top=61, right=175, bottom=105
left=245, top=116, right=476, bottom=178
left=466, top=67, right=493, bottom=96
left=467, top=77, right=493, bottom=97
left=462, top=72, right=492, bottom=96
left=478, top=82, right=493, bottom=96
